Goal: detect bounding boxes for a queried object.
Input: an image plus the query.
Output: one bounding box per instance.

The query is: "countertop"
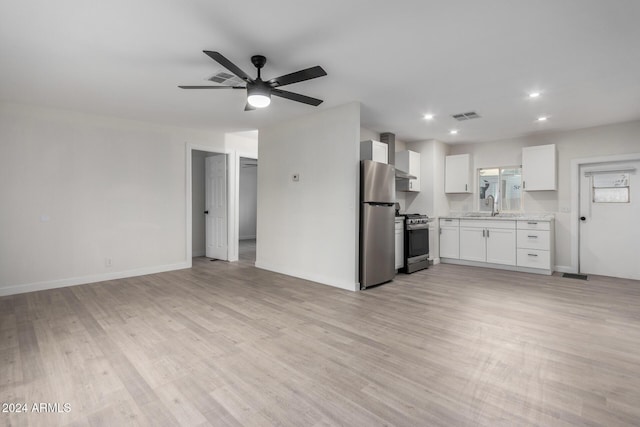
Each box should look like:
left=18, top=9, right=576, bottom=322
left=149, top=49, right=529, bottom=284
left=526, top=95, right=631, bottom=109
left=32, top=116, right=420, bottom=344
left=440, top=213, right=555, bottom=221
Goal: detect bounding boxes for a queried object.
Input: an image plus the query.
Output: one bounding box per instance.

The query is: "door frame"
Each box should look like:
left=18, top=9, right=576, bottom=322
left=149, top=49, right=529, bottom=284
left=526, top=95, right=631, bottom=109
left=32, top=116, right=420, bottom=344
left=570, top=152, right=640, bottom=274
left=186, top=144, right=236, bottom=267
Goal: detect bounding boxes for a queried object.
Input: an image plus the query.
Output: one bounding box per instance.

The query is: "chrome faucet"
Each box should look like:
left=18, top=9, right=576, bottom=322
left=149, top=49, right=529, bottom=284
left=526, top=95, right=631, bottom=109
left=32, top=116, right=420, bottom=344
left=485, top=195, right=497, bottom=216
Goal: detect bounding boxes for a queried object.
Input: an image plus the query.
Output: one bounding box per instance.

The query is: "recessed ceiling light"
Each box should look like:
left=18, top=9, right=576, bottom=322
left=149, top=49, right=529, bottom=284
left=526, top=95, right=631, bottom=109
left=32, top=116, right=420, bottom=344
left=449, top=130, right=458, bottom=135
left=423, top=114, right=434, bottom=120
left=537, top=116, right=548, bottom=122
left=529, top=92, right=541, bottom=98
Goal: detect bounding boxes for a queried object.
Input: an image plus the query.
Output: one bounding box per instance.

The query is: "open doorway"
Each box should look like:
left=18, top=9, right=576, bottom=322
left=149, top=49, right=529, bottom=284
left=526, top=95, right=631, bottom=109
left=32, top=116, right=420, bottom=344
left=238, top=156, right=258, bottom=264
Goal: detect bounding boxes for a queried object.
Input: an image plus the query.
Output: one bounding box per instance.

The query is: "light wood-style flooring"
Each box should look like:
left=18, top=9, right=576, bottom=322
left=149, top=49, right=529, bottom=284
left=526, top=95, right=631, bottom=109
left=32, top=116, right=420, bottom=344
left=2, top=257, right=640, bottom=426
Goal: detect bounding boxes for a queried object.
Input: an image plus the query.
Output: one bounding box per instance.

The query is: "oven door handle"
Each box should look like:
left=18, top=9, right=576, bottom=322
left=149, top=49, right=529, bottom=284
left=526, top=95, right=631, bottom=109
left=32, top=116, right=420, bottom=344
left=407, top=223, right=429, bottom=230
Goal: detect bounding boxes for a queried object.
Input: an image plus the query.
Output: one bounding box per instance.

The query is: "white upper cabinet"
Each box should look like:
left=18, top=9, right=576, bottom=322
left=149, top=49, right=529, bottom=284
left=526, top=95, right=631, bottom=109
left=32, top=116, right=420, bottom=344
left=522, top=144, right=557, bottom=191
left=360, top=140, right=388, bottom=164
left=396, top=150, right=420, bottom=192
left=445, top=154, right=472, bottom=193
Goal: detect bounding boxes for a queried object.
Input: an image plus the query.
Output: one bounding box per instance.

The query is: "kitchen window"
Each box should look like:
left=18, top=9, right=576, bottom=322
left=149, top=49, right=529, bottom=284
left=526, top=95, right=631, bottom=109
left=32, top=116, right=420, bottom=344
left=478, top=166, right=522, bottom=212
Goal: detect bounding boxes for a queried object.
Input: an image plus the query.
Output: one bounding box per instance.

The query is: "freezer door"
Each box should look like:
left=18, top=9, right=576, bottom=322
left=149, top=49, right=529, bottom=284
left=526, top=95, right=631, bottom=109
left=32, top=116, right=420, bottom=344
left=360, top=204, right=395, bottom=289
left=361, top=160, right=395, bottom=203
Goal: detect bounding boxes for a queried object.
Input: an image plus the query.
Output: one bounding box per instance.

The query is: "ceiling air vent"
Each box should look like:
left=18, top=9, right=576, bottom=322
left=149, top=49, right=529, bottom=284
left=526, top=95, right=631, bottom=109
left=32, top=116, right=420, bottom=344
left=452, top=111, right=481, bottom=121
left=208, top=70, right=245, bottom=86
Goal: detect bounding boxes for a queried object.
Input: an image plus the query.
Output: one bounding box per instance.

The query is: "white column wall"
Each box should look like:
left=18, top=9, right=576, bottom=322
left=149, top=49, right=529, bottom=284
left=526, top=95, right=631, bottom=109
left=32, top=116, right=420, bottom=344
left=256, top=103, right=361, bottom=291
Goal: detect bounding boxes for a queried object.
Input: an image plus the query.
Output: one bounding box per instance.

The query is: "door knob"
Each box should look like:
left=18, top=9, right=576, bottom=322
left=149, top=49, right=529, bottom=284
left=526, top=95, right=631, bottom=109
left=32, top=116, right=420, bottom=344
left=204, top=210, right=209, bottom=214
left=580, top=216, right=586, bottom=221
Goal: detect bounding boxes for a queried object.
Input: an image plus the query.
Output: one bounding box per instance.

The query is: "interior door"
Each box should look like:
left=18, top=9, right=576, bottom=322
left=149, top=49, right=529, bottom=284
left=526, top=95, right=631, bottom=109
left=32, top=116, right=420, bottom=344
left=205, top=154, right=228, bottom=260
left=579, top=161, right=639, bottom=280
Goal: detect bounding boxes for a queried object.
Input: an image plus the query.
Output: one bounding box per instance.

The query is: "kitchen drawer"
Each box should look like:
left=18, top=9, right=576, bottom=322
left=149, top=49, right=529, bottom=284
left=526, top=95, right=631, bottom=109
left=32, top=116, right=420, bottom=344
left=517, top=220, right=550, bottom=231
left=517, top=248, right=551, bottom=270
left=460, top=219, right=516, bottom=229
left=440, top=218, right=459, bottom=227
left=517, top=229, right=550, bottom=250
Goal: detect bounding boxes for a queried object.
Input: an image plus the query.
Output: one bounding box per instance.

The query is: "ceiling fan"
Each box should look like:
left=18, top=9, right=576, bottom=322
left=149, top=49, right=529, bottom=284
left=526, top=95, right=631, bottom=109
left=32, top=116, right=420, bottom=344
left=179, top=51, right=327, bottom=111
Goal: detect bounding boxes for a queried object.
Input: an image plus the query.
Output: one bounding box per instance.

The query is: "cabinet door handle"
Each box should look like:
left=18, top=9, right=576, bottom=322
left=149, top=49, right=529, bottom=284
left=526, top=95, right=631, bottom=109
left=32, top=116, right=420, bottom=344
left=528, top=253, right=538, bottom=257
left=409, top=181, right=412, bottom=189
left=487, top=229, right=490, bottom=238
left=482, top=229, right=485, bottom=237
left=527, top=235, right=538, bottom=238
left=465, top=184, right=468, bottom=191
left=527, top=221, right=537, bottom=225
left=523, top=181, right=526, bottom=189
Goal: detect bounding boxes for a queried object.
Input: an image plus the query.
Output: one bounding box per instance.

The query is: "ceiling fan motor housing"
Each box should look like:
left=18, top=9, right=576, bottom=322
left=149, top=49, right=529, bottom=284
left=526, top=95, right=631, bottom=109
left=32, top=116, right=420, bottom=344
left=247, top=80, right=271, bottom=108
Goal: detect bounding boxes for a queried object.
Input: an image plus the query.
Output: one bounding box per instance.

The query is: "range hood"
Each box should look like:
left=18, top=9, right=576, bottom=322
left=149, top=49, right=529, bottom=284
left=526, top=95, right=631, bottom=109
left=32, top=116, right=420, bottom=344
left=395, top=168, right=416, bottom=180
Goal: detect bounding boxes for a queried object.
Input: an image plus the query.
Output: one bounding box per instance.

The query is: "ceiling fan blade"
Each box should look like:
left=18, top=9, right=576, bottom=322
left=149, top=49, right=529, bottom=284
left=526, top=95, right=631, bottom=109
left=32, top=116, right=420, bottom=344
left=267, top=66, right=327, bottom=87
left=178, top=85, right=245, bottom=89
left=203, top=51, right=253, bottom=83
left=271, top=89, right=323, bottom=106
left=244, top=103, right=256, bottom=111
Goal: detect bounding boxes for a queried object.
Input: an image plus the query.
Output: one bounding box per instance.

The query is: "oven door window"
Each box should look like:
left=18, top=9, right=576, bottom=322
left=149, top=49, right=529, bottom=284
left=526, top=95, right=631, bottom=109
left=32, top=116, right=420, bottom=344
left=407, top=228, right=429, bottom=258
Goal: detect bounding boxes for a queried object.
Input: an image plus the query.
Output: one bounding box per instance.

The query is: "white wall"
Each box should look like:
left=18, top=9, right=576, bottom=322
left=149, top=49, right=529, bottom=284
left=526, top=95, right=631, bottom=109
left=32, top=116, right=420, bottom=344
left=0, top=102, right=225, bottom=295
left=447, top=119, right=640, bottom=271
left=239, top=161, right=257, bottom=240
left=256, top=103, right=361, bottom=291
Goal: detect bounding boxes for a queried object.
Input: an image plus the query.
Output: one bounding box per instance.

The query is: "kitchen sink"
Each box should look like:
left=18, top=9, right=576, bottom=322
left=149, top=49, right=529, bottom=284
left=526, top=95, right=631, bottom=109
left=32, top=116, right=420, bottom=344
left=464, top=212, right=492, bottom=217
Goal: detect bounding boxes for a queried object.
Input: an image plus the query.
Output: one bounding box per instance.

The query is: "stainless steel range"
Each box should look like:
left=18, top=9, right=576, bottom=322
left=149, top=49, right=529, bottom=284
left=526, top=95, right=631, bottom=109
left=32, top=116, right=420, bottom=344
left=402, top=214, right=429, bottom=274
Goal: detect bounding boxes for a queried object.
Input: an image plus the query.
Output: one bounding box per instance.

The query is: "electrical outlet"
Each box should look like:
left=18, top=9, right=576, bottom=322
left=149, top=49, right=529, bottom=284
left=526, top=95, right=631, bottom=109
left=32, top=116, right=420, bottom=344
left=105, top=258, right=113, bottom=268
left=292, top=173, right=300, bottom=182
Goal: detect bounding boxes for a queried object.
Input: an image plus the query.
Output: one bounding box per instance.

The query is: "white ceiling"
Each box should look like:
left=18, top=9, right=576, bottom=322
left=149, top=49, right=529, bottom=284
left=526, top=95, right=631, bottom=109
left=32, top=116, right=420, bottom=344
left=2, top=0, right=640, bottom=144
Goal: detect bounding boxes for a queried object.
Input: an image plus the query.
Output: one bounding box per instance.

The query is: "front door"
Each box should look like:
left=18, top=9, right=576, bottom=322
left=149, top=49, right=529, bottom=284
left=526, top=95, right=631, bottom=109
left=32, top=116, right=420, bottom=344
left=579, top=160, right=639, bottom=280
left=205, top=154, right=228, bottom=260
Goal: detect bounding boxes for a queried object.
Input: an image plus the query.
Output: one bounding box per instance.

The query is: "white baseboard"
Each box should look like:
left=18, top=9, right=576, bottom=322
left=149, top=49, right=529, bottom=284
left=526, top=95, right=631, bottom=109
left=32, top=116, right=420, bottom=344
left=0, top=262, right=190, bottom=297
left=254, top=260, right=358, bottom=292
left=192, top=251, right=206, bottom=257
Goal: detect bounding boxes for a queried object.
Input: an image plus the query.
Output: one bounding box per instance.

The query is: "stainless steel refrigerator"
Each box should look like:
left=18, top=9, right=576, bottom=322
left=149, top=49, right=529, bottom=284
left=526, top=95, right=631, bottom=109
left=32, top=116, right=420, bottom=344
left=360, top=160, right=396, bottom=289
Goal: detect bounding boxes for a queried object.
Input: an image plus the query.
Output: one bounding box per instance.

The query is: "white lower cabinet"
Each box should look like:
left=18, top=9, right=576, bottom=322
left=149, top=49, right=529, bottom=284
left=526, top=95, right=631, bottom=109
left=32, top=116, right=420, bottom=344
left=459, top=220, right=516, bottom=266
left=516, top=220, right=553, bottom=271
left=439, top=219, right=460, bottom=259
left=395, top=218, right=404, bottom=269
left=459, top=226, right=486, bottom=262
left=440, top=217, right=553, bottom=275
left=486, top=228, right=516, bottom=265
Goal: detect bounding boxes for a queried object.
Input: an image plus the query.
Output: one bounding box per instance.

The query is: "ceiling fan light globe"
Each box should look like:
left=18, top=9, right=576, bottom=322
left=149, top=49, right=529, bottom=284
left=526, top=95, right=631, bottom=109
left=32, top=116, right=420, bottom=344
left=247, top=94, right=271, bottom=108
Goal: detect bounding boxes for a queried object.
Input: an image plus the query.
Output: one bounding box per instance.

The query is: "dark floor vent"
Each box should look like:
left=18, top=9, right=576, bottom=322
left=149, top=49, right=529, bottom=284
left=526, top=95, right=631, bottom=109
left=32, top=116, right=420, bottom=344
left=562, top=273, right=588, bottom=280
